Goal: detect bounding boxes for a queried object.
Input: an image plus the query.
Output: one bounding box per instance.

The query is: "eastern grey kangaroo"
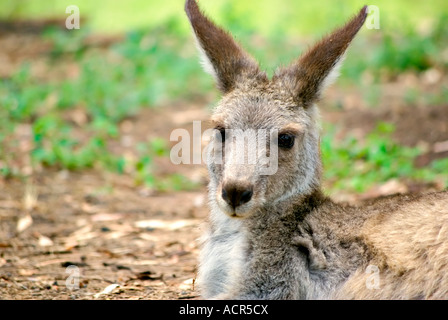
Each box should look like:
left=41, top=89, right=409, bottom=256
left=185, top=0, right=448, bottom=299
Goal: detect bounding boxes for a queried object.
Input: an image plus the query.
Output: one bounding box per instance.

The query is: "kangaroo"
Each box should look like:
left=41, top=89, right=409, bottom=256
left=185, top=0, right=448, bottom=299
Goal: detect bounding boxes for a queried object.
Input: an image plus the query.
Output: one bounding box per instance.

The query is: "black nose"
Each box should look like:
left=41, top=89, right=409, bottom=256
left=221, top=184, right=253, bottom=209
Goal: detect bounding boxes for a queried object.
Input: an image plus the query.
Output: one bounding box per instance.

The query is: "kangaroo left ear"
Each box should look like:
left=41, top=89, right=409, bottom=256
left=275, top=6, right=368, bottom=107
left=185, top=0, right=264, bottom=94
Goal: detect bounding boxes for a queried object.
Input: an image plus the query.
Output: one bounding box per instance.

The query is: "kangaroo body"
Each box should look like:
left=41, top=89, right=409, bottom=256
left=185, top=0, right=448, bottom=299
left=200, top=190, right=448, bottom=299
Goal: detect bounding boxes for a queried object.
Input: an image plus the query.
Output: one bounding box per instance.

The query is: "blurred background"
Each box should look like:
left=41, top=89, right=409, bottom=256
left=0, top=0, right=447, bottom=300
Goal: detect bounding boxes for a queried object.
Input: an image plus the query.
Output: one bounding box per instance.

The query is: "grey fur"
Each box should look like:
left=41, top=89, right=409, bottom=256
left=186, top=0, right=448, bottom=300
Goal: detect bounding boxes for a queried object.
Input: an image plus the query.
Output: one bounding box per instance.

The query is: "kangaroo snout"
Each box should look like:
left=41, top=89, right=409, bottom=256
left=221, top=181, right=254, bottom=211
left=222, top=183, right=253, bottom=209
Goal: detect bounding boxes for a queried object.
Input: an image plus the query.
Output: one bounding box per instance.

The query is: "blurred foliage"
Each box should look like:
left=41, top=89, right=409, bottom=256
left=1, top=0, right=447, bottom=36
left=345, top=13, right=448, bottom=81
left=0, top=22, right=204, bottom=188
left=0, top=1, right=447, bottom=192
left=322, top=123, right=448, bottom=193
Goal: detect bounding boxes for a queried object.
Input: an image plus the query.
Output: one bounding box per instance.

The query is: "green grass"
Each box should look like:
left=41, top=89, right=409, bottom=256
left=322, top=123, right=448, bottom=193
left=0, top=24, right=207, bottom=189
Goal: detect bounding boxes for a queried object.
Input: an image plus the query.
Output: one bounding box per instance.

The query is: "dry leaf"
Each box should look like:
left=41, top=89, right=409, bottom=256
left=134, top=219, right=199, bottom=231
left=91, top=213, right=125, bottom=222
left=94, top=283, right=120, bottom=298
left=23, top=184, right=37, bottom=211
left=18, top=269, right=37, bottom=276
left=17, top=214, right=33, bottom=233
left=38, top=234, right=54, bottom=247
left=36, top=258, right=67, bottom=267
left=138, top=233, right=158, bottom=242
left=179, top=278, right=195, bottom=291
left=103, top=231, right=129, bottom=240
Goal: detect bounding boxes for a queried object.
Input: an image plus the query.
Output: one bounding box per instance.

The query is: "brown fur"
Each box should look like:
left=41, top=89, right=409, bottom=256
left=185, top=0, right=267, bottom=93
left=274, top=5, right=368, bottom=107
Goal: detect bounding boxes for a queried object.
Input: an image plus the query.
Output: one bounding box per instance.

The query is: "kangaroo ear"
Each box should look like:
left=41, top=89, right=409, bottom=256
left=276, top=6, right=368, bottom=107
left=185, top=0, right=263, bottom=93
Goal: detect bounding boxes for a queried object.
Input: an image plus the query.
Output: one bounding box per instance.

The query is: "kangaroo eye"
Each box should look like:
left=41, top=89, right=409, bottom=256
left=278, top=133, right=295, bottom=149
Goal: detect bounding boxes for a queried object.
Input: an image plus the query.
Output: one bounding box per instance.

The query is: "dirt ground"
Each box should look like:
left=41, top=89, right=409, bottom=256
left=0, top=23, right=447, bottom=300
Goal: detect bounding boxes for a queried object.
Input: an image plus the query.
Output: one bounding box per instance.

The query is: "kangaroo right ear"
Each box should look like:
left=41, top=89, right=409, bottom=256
left=185, top=0, right=263, bottom=93
left=275, top=6, right=368, bottom=107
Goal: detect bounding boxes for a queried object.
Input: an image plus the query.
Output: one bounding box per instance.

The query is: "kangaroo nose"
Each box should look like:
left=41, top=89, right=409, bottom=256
left=222, top=184, right=253, bottom=209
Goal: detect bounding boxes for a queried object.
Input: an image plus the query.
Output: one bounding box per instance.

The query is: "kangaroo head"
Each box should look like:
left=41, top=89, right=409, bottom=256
left=185, top=0, right=367, bottom=218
